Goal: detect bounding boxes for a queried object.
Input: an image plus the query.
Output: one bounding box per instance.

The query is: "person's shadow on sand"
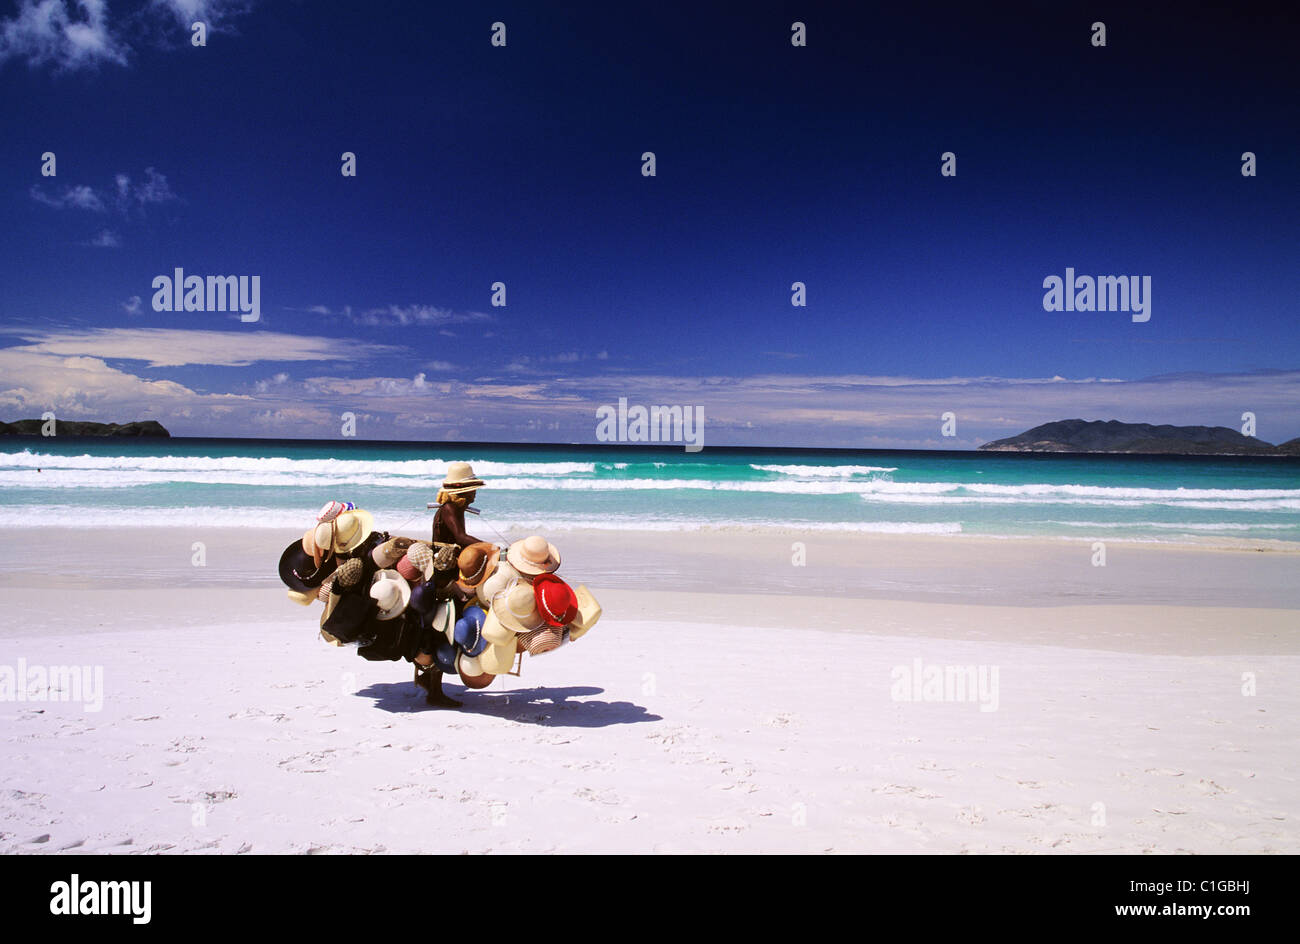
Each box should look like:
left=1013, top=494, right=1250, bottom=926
left=355, top=682, right=662, bottom=727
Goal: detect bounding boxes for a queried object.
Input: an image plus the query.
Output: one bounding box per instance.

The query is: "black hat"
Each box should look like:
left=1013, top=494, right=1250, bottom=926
left=279, top=537, right=337, bottom=593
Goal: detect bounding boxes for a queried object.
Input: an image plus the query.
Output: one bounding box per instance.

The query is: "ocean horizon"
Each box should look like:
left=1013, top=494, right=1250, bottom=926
left=3, top=435, right=1298, bottom=546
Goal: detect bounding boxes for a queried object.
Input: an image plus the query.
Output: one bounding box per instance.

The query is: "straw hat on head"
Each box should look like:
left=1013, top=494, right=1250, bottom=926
left=456, top=653, right=494, bottom=689
left=441, top=461, right=485, bottom=496
left=507, top=535, right=561, bottom=576
left=369, top=569, right=411, bottom=620
left=313, top=508, right=374, bottom=555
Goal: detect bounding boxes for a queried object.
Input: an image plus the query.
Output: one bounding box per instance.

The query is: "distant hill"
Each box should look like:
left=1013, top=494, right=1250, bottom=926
left=0, top=419, right=170, bottom=438
left=979, top=419, right=1293, bottom=456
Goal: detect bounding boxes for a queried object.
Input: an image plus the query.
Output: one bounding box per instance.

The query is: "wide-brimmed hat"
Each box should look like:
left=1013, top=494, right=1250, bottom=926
left=441, top=461, right=485, bottom=495
left=494, top=582, right=548, bottom=634
left=285, top=589, right=316, bottom=607
left=371, top=535, right=415, bottom=569
left=279, top=536, right=337, bottom=593
left=533, top=573, right=578, bottom=627
left=507, top=535, right=561, bottom=576
left=395, top=542, right=435, bottom=583
left=518, top=625, right=564, bottom=655
left=566, top=584, right=603, bottom=641
left=478, top=607, right=519, bottom=675
left=456, top=653, right=494, bottom=689
left=456, top=542, right=500, bottom=590
left=407, top=580, right=440, bottom=616
left=369, top=569, right=411, bottom=620
left=313, top=508, right=374, bottom=555
left=433, top=639, right=459, bottom=674
left=453, top=605, right=489, bottom=657
left=477, top=559, right=520, bottom=607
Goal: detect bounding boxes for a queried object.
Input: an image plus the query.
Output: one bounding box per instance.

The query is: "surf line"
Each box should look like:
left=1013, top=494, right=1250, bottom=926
left=1042, top=268, right=1151, bottom=322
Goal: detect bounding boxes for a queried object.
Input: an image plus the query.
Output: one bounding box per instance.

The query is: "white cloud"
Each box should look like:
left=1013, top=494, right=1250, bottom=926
left=121, top=295, right=142, bottom=314
left=355, top=305, right=493, bottom=327
left=150, top=0, right=250, bottom=29
left=0, top=0, right=128, bottom=71
left=86, top=229, right=120, bottom=248
left=0, top=327, right=397, bottom=368
left=31, top=167, right=180, bottom=219
left=29, top=183, right=106, bottom=211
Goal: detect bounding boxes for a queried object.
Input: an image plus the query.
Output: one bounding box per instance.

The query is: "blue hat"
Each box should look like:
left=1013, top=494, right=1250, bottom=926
left=454, top=606, right=488, bottom=656
left=408, top=581, right=440, bottom=617
left=433, top=639, right=459, bottom=674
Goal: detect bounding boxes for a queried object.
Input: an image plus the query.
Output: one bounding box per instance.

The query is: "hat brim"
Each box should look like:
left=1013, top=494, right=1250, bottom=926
left=567, top=585, right=602, bottom=641
left=321, top=509, right=374, bottom=554
left=279, top=540, right=337, bottom=593
left=456, top=545, right=500, bottom=590
left=441, top=480, right=485, bottom=494
left=478, top=635, right=517, bottom=675
left=507, top=541, right=561, bottom=576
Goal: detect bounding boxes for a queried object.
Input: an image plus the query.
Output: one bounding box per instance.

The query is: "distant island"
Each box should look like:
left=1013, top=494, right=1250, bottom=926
left=979, top=419, right=1300, bottom=456
left=0, top=419, right=170, bottom=438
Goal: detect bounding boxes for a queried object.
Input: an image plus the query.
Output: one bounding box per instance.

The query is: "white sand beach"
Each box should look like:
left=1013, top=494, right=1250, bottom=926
left=1, top=529, right=1297, bottom=854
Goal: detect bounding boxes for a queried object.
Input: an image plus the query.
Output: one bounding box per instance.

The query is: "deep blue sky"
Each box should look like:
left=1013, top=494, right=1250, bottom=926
left=1, top=1, right=1297, bottom=446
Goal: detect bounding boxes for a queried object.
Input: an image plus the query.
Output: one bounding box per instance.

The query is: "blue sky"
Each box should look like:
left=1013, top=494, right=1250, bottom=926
left=1, top=1, right=1297, bottom=447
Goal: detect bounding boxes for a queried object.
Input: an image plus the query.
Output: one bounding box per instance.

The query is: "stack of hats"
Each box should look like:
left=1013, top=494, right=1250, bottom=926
left=278, top=507, right=603, bottom=691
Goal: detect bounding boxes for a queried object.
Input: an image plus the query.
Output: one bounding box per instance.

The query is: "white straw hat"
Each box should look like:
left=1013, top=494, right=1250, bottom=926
left=369, top=569, right=411, bottom=620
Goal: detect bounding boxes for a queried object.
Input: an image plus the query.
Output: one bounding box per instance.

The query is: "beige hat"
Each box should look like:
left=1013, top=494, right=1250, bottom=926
left=507, top=535, right=561, bottom=576
left=286, top=589, right=315, bottom=607
left=441, top=461, right=485, bottom=495
left=566, top=584, right=602, bottom=641
left=477, top=558, right=520, bottom=606
left=518, top=625, right=564, bottom=655
left=369, top=569, right=411, bottom=620
left=313, top=508, right=374, bottom=555
left=478, top=607, right=519, bottom=675
left=494, top=582, right=548, bottom=634
left=456, top=653, right=494, bottom=689
left=371, top=535, right=415, bottom=569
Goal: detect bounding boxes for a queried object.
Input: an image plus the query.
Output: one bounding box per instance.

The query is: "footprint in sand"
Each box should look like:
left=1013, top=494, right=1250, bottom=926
left=278, top=749, right=338, bottom=773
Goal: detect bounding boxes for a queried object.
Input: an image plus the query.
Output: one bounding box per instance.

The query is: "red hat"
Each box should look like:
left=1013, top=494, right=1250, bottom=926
left=533, top=573, right=577, bottom=627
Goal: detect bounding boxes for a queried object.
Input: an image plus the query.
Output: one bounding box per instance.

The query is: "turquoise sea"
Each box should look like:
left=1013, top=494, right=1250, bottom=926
left=0, top=438, right=1298, bottom=546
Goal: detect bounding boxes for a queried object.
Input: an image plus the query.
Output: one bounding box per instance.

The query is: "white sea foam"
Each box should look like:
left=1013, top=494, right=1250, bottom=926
left=0, top=504, right=964, bottom=534
left=3, top=461, right=1298, bottom=511
left=0, top=452, right=595, bottom=478
left=750, top=464, right=899, bottom=476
